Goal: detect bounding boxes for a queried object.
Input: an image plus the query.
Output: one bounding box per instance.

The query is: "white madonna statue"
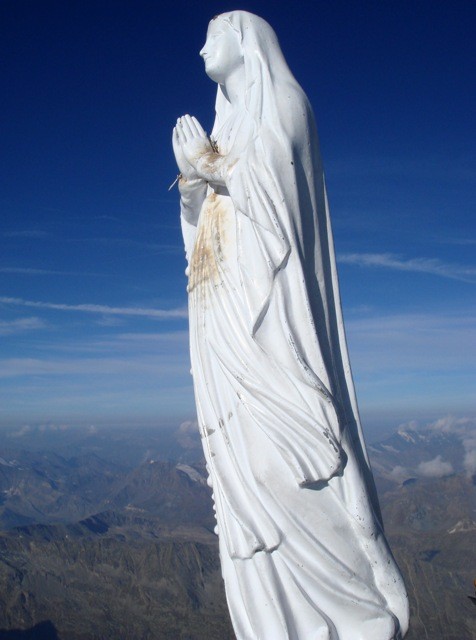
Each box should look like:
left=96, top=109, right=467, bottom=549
left=172, top=10, right=409, bottom=640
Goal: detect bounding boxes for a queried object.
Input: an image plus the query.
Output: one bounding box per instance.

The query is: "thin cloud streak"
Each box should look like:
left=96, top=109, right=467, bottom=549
left=1, top=267, right=64, bottom=275
left=38, top=330, right=190, bottom=355
left=0, top=355, right=188, bottom=378
left=346, top=312, right=476, bottom=372
left=0, top=267, right=101, bottom=276
left=3, top=230, right=51, bottom=239
left=0, top=317, right=47, bottom=336
left=326, top=156, right=476, bottom=182
left=0, top=296, right=188, bottom=319
left=70, top=237, right=182, bottom=253
left=339, top=252, right=476, bottom=283
left=439, top=238, right=476, bottom=246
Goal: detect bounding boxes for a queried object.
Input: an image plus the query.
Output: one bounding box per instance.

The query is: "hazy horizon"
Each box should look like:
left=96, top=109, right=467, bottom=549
left=1, top=1, right=474, bottom=437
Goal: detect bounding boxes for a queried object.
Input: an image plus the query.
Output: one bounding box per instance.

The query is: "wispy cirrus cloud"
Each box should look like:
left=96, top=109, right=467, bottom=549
left=1, top=267, right=61, bottom=275
left=338, top=252, right=476, bottom=283
left=0, top=267, right=99, bottom=276
left=440, top=238, right=476, bottom=246
left=46, top=330, right=190, bottom=355
left=346, top=311, right=475, bottom=372
left=0, top=354, right=187, bottom=378
left=0, top=317, right=47, bottom=336
left=3, top=230, right=51, bottom=239
left=0, top=296, right=188, bottom=319
left=70, top=236, right=182, bottom=253
left=326, top=156, right=475, bottom=182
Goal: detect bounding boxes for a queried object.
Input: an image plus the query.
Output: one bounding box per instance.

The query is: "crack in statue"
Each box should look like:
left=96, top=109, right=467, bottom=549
left=172, top=10, right=409, bottom=640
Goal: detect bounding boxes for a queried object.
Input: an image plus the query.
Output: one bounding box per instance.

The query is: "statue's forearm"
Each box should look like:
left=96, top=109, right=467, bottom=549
left=178, top=176, right=207, bottom=225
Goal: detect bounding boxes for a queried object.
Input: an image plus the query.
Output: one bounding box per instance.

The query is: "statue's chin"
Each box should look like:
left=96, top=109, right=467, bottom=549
left=203, top=61, right=228, bottom=85
left=204, top=67, right=222, bottom=84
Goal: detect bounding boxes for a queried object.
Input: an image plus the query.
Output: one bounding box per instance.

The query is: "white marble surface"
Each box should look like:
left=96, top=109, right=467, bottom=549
left=173, top=11, right=409, bottom=640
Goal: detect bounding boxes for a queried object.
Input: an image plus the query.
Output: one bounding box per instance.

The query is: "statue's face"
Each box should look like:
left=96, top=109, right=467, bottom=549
left=200, top=18, right=243, bottom=83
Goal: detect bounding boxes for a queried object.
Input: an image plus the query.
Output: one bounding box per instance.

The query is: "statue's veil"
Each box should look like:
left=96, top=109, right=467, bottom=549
left=209, top=10, right=380, bottom=521
left=212, top=11, right=296, bottom=135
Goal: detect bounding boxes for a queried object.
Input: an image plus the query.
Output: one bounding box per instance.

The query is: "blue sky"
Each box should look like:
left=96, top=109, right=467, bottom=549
left=1, top=0, right=474, bottom=439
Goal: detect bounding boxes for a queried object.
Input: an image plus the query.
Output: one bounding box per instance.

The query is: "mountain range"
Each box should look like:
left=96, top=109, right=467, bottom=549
left=0, top=418, right=474, bottom=639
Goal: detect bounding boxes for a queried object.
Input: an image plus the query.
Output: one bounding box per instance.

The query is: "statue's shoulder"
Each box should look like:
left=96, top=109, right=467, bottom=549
left=275, top=80, right=307, bottom=110
left=274, top=80, right=314, bottom=143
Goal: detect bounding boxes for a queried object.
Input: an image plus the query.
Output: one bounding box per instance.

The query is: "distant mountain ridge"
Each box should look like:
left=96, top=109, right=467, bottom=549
left=0, top=419, right=474, bottom=639
left=368, top=418, right=476, bottom=639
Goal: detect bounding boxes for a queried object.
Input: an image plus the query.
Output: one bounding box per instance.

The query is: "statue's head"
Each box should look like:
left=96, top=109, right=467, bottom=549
left=203, top=12, right=295, bottom=129
left=200, top=13, right=244, bottom=84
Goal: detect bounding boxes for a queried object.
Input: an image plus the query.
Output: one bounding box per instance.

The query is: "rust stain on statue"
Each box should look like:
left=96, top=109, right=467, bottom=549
left=188, top=192, right=226, bottom=293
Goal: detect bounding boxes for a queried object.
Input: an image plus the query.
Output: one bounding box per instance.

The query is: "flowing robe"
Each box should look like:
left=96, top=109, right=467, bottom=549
left=179, top=87, right=408, bottom=640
